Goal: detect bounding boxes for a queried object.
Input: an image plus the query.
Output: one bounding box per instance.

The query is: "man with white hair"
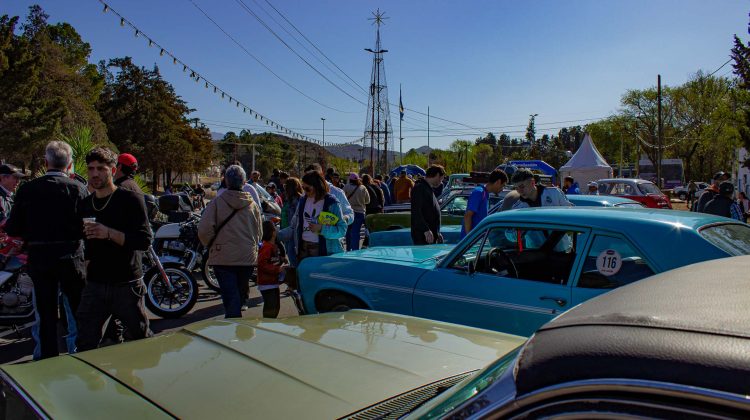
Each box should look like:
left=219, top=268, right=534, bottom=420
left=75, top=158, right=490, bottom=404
left=5, top=141, right=89, bottom=359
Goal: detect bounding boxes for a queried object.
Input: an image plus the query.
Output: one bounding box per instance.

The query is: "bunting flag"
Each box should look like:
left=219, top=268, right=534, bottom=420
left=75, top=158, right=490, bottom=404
left=97, top=0, right=365, bottom=149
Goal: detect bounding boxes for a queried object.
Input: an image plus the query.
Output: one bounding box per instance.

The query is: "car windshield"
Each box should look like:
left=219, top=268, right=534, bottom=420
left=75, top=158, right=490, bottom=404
left=408, top=346, right=522, bottom=419
left=253, top=184, right=272, bottom=200
left=700, top=223, right=750, bottom=256
left=637, top=182, right=661, bottom=195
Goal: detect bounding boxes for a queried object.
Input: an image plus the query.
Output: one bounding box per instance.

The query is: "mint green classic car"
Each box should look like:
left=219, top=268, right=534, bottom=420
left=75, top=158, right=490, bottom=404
left=0, top=311, right=524, bottom=419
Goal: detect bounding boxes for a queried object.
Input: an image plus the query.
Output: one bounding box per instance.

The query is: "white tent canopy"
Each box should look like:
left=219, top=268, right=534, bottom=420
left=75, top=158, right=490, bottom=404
left=559, top=133, right=613, bottom=188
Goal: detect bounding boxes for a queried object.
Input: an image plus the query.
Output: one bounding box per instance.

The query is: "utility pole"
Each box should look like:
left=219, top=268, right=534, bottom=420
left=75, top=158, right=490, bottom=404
left=657, top=74, right=663, bottom=188
left=619, top=133, right=624, bottom=178
left=427, top=106, right=431, bottom=167
left=321, top=117, right=326, bottom=146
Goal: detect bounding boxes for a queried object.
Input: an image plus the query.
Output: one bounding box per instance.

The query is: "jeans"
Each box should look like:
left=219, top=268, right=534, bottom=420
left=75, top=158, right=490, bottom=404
left=76, top=279, right=152, bottom=352
left=346, top=212, right=366, bottom=251
left=213, top=265, right=253, bottom=318
left=32, top=291, right=77, bottom=360
left=28, top=256, right=85, bottom=360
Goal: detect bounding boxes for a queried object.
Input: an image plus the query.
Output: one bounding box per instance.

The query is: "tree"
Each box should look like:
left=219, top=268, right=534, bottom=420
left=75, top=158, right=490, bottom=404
left=97, top=57, right=213, bottom=191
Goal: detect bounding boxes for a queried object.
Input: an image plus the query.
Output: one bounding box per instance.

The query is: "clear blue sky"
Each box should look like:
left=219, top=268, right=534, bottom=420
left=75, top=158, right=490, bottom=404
left=5, top=0, right=748, bottom=149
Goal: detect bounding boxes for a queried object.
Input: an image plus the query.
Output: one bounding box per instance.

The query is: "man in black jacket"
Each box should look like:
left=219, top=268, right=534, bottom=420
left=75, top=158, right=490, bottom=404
left=5, top=141, right=88, bottom=359
left=77, top=147, right=153, bottom=351
left=411, top=165, right=446, bottom=245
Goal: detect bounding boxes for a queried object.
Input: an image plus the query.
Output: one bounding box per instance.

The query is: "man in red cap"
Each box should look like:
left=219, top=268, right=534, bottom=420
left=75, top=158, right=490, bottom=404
left=114, top=153, right=142, bottom=195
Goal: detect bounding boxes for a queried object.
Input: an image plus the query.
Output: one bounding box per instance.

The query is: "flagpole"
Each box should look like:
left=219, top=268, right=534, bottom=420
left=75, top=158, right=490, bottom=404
left=399, top=84, right=403, bottom=165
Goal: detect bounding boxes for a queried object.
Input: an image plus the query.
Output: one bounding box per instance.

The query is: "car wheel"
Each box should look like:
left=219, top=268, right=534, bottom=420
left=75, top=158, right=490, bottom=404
left=319, top=293, right=364, bottom=312
left=678, top=192, right=687, bottom=201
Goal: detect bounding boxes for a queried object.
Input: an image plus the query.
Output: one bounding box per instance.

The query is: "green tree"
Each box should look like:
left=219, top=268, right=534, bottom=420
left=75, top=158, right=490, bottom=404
left=98, top=57, right=213, bottom=191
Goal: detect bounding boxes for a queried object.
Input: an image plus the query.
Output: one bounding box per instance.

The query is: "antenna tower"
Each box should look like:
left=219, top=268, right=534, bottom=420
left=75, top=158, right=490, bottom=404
left=364, top=9, right=394, bottom=176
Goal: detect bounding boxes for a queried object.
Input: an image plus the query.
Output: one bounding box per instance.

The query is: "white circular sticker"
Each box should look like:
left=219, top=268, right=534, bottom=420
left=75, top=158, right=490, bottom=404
left=596, top=249, right=622, bottom=276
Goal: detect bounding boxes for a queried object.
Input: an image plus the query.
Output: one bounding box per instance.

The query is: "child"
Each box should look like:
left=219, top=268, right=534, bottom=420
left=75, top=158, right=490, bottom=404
left=257, top=220, right=283, bottom=318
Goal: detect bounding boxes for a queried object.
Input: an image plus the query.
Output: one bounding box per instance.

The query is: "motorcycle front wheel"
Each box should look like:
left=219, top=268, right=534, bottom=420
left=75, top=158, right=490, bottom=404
left=201, top=258, right=221, bottom=292
left=144, top=263, right=198, bottom=318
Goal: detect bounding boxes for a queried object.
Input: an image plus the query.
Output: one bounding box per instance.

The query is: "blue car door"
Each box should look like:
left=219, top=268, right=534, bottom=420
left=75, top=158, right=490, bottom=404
left=413, top=223, right=589, bottom=336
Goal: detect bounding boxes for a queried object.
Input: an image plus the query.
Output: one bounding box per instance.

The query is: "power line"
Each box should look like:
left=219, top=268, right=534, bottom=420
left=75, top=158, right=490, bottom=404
left=262, top=0, right=367, bottom=95
left=98, top=0, right=337, bottom=145
left=233, top=0, right=368, bottom=106
left=249, top=0, right=367, bottom=96
left=187, top=0, right=354, bottom=113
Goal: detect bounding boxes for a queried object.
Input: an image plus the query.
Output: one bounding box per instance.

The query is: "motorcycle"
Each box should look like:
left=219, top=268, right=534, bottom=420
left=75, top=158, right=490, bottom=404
left=141, top=195, right=200, bottom=319
left=152, top=213, right=221, bottom=292
left=142, top=244, right=198, bottom=319
left=0, top=236, right=35, bottom=327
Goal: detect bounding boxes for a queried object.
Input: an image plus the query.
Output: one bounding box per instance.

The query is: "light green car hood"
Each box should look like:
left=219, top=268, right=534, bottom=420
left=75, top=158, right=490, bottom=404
left=2, top=310, right=524, bottom=419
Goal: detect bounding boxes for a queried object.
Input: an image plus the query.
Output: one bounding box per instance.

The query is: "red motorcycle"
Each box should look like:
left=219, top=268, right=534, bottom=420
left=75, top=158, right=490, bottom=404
left=0, top=234, right=34, bottom=327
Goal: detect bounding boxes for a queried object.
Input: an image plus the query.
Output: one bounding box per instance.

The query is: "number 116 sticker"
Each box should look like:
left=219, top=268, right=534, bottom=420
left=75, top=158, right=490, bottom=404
left=597, top=249, right=622, bottom=276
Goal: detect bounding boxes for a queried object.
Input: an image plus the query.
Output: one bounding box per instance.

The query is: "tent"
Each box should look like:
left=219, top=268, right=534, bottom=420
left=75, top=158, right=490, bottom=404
left=389, top=164, right=426, bottom=179
left=559, top=134, right=613, bottom=188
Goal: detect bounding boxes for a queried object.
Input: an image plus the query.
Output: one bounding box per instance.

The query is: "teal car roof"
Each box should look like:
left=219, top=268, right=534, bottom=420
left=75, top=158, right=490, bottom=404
left=481, top=207, right=731, bottom=232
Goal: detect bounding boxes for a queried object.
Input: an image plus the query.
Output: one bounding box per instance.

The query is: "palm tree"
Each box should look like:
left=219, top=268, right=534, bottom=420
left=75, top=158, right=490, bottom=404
left=59, top=127, right=151, bottom=193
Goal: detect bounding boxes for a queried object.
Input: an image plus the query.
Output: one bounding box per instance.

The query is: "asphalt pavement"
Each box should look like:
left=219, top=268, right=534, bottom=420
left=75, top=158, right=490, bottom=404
left=0, top=278, right=300, bottom=365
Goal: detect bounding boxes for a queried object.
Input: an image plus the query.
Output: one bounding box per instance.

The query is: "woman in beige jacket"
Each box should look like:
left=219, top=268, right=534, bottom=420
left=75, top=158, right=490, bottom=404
left=198, top=165, right=262, bottom=318
left=343, top=173, right=370, bottom=251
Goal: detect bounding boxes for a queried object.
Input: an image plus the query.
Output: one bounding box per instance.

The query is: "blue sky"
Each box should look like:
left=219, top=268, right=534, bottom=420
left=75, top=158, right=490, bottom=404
left=5, top=0, right=748, bottom=149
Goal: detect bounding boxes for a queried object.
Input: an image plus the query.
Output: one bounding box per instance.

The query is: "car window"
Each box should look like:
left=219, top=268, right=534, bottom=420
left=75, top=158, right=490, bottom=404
left=614, top=202, right=645, bottom=208
left=606, top=183, right=635, bottom=195
left=577, top=235, right=654, bottom=289
left=450, top=231, right=487, bottom=271
left=442, top=196, right=468, bottom=215
left=475, top=227, right=581, bottom=285
left=699, top=223, right=750, bottom=256
left=637, top=182, right=660, bottom=195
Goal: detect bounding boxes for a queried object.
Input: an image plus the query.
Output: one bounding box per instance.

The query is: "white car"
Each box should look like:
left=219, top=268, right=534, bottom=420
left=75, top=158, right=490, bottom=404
left=673, top=182, right=709, bottom=201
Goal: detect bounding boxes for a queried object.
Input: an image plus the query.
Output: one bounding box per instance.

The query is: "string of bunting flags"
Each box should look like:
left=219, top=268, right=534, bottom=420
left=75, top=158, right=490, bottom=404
left=98, top=0, right=361, bottom=148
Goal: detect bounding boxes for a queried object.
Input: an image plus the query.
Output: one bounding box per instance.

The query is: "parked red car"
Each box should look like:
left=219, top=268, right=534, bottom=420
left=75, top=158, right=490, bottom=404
left=596, top=178, right=672, bottom=209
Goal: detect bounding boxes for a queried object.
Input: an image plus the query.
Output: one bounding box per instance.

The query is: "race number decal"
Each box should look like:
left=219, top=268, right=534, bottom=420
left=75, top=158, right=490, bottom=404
left=596, top=249, right=622, bottom=276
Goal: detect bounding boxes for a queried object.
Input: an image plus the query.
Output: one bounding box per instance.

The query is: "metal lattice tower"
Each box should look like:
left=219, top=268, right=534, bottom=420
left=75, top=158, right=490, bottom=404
left=364, top=9, right=394, bottom=176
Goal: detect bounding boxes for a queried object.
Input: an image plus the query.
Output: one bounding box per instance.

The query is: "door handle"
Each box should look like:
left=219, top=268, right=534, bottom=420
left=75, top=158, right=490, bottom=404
left=539, top=296, right=567, bottom=307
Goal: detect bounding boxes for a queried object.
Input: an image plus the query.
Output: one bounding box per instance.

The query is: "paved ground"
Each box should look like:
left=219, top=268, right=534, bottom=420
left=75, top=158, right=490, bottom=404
left=0, top=276, right=299, bottom=365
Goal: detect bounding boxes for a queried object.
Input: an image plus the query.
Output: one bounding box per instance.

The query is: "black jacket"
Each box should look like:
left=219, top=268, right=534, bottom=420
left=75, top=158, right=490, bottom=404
left=703, top=194, right=733, bottom=218
left=411, top=179, right=441, bottom=245
left=4, top=171, right=88, bottom=266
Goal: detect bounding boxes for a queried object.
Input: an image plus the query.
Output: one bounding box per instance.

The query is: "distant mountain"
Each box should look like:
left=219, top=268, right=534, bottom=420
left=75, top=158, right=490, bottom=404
left=325, top=144, right=401, bottom=161
left=210, top=131, right=224, bottom=141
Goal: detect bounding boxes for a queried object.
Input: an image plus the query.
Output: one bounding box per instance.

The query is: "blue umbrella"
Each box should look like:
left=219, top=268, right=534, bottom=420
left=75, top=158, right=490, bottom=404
left=389, top=164, right=426, bottom=178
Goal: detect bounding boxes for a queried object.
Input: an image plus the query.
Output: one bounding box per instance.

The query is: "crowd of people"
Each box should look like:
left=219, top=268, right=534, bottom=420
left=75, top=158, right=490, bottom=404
left=688, top=171, right=749, bottom=222
left=2, top=137, right=748, bottom=361
left=1, top=142, right=151, bottom=360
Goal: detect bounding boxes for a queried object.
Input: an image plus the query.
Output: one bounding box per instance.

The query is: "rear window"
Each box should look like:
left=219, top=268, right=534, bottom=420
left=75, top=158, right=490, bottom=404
left=700, top=224, right=750, bottom=256
left=637, top=182, right=661, bottom=195
left=615, top=203, right=645, bottom=208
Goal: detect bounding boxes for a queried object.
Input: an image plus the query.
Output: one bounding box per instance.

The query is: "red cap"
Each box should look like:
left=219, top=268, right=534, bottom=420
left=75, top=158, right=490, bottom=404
left=118, top=153, right=138, bottom=168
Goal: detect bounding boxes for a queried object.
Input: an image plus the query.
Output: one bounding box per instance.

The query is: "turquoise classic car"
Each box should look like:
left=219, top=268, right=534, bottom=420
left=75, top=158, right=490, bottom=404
left=369, top=194, right=644, bottom=247
left=299, top=208, right=750, bottom=336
